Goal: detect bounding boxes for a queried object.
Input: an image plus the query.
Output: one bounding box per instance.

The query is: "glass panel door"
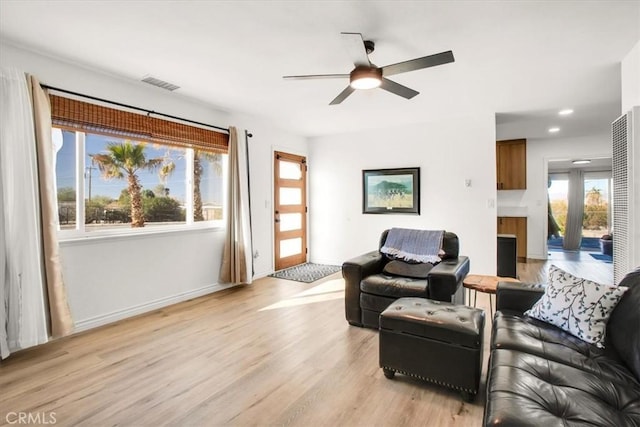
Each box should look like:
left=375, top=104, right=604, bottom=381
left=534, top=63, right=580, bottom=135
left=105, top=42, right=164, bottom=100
left=274, top=151, right=307, bottom=271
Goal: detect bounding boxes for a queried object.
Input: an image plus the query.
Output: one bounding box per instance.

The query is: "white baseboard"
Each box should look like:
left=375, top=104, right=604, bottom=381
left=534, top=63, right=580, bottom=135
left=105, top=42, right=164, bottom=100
left=309, top=258, right=343, bottom=266
left=253, top=270, right=272, bottom=280
left=73, top=283, right=236, bottom=333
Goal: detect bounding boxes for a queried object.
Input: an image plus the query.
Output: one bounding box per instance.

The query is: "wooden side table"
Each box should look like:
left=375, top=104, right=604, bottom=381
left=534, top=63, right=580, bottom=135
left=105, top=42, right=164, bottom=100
left=463, top=274, right=520, bottom=317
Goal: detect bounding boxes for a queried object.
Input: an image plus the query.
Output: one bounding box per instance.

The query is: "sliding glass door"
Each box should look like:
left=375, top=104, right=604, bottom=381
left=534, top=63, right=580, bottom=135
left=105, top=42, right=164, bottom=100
left=548, top=171, right=612, bottom=248
left=583, top=172, right=612, bottom=237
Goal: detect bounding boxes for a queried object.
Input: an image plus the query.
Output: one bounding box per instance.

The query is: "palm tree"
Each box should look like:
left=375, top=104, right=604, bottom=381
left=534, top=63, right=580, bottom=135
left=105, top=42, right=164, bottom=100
left=193, top=150, right=222, bottom=221
left=90, top=141, right=163, bottom=227
left=153, top=149, right=222, bottom=221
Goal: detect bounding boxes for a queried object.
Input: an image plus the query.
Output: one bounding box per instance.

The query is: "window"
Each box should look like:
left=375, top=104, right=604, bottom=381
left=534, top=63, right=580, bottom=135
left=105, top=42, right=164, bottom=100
left=51, top=95, right=228, bottom=236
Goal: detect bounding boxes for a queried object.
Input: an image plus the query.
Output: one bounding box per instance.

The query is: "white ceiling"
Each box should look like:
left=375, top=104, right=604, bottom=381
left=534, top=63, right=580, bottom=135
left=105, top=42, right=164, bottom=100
left=1, top=1, right=638, bottom=139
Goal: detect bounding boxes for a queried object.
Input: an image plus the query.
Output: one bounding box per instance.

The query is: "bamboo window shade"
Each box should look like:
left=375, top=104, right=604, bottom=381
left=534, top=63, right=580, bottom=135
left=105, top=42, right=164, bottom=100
left=49, top=95, right=229, bottom=153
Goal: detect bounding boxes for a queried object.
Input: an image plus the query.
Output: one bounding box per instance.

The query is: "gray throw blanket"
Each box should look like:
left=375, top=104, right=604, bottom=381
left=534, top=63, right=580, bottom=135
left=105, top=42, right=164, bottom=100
left=380, top=228, right=444, bottom=264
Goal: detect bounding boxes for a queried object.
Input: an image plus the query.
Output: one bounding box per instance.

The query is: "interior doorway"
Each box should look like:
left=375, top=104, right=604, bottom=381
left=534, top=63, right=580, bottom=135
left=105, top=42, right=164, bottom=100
left=273, top=151, right=307, bottom=271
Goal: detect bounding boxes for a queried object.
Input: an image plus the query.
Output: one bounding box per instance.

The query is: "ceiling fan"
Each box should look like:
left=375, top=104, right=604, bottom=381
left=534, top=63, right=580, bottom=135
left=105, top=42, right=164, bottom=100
left=283, top=32, right=455, bottom=105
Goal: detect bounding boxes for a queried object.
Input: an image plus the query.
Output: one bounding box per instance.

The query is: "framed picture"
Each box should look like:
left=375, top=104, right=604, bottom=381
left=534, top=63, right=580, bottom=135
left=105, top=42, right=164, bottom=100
left=362, top=167, right=420, bottom=214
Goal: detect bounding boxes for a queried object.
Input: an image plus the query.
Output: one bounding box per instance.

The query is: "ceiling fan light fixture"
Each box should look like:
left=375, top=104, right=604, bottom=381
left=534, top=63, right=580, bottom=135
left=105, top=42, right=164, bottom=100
left=350, top=66, right=382, bottom=90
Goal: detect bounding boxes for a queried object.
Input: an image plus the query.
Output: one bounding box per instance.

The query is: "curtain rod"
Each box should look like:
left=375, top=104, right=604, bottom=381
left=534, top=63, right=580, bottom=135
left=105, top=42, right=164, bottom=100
left=40, top=84, right=230, bottom=134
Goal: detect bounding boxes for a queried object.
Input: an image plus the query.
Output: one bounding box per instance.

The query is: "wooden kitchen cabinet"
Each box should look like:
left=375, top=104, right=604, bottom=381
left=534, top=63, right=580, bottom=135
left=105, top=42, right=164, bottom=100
left=497, top=216, right=527, bottom=262
left=496, top=139, right=526, bottom=190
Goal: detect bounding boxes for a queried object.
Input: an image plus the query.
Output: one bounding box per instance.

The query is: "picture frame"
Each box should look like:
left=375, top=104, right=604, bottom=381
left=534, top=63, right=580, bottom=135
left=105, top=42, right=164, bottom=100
left=362, top=167, right=420, bottom=214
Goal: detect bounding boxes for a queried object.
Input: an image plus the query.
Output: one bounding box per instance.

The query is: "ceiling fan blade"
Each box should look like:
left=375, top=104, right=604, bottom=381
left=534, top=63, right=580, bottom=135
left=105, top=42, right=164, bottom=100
left=283, top=73, right=349, bottom=80
left=382, top=50, right=454, bottom=77
left=329, top=86, right=356, bottom=105
left=340, top=32, right=371, bottom=67
left=379, top=78, right=419, bottom=99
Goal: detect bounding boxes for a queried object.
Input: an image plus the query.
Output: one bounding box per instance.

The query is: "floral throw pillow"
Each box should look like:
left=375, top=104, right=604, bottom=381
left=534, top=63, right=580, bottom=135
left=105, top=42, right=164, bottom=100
left=525, top=265, right=628, bottom=348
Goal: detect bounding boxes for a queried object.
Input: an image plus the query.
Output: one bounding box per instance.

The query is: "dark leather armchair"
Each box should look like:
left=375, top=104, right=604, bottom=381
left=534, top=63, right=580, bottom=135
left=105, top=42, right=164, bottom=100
left=342, top=230, right=470, bottom=328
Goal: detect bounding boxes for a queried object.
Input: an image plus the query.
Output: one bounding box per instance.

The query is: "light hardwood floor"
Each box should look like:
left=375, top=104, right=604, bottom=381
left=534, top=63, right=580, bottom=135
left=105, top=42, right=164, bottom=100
left=0, top=255, right=612, bottom=427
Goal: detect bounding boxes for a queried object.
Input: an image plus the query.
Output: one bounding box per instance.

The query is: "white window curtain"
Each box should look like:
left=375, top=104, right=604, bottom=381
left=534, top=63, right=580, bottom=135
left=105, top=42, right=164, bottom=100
left=563, top=169, right=585, bottom=251
left=220, top=126, right=253, bottom=284
left=0, top=67, right=49, bottom=358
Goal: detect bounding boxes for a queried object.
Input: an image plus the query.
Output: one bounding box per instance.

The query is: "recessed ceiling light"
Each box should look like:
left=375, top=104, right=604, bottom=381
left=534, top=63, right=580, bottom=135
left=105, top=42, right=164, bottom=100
left=548, top=127, right=560, bottom=133
left=572, top=159, right=591, bottom=165
left=559, top=109, right=574, bottom=116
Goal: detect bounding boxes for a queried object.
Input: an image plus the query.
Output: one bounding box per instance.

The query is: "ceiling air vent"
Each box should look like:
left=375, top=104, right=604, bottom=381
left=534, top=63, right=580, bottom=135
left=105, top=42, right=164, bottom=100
left=141, top=75, right=180, bottom=91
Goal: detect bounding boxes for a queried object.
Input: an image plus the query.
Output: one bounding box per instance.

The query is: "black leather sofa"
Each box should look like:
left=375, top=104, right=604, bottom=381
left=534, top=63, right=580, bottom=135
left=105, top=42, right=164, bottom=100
left=342, top=230, right=470, bottom=328
left=484, top=268, right=640, bottom=426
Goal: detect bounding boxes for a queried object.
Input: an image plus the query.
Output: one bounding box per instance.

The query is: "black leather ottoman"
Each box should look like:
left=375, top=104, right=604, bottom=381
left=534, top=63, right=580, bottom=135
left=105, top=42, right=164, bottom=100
left=379, top=297, right=485, bottom=401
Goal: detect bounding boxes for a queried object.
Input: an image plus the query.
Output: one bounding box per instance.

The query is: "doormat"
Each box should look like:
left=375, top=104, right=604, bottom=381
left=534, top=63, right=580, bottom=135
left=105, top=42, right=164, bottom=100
left=270, top=263, right=341, bottom=283
left=590, top=253, right=613, bottom=264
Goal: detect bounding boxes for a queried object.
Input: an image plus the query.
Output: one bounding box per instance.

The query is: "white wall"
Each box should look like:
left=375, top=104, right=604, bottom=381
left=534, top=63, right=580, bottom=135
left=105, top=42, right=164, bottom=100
left=0, top=42, right=232, bottom=126
left=60, top=229, right=228, bottom=331
left=1, top=41, right=307, bottom=330
left=309, top=113, right=497, bottom=275
left=621, top=39, right=640, bottom=113
left=621, top=43, right=640, bottom=271
left=496, top=134, right=611, bottom=259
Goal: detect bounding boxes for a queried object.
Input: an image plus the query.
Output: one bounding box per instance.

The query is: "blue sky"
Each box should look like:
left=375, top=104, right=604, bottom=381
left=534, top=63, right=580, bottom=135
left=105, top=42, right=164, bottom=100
left=55, top=130, right=224, bottom=204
